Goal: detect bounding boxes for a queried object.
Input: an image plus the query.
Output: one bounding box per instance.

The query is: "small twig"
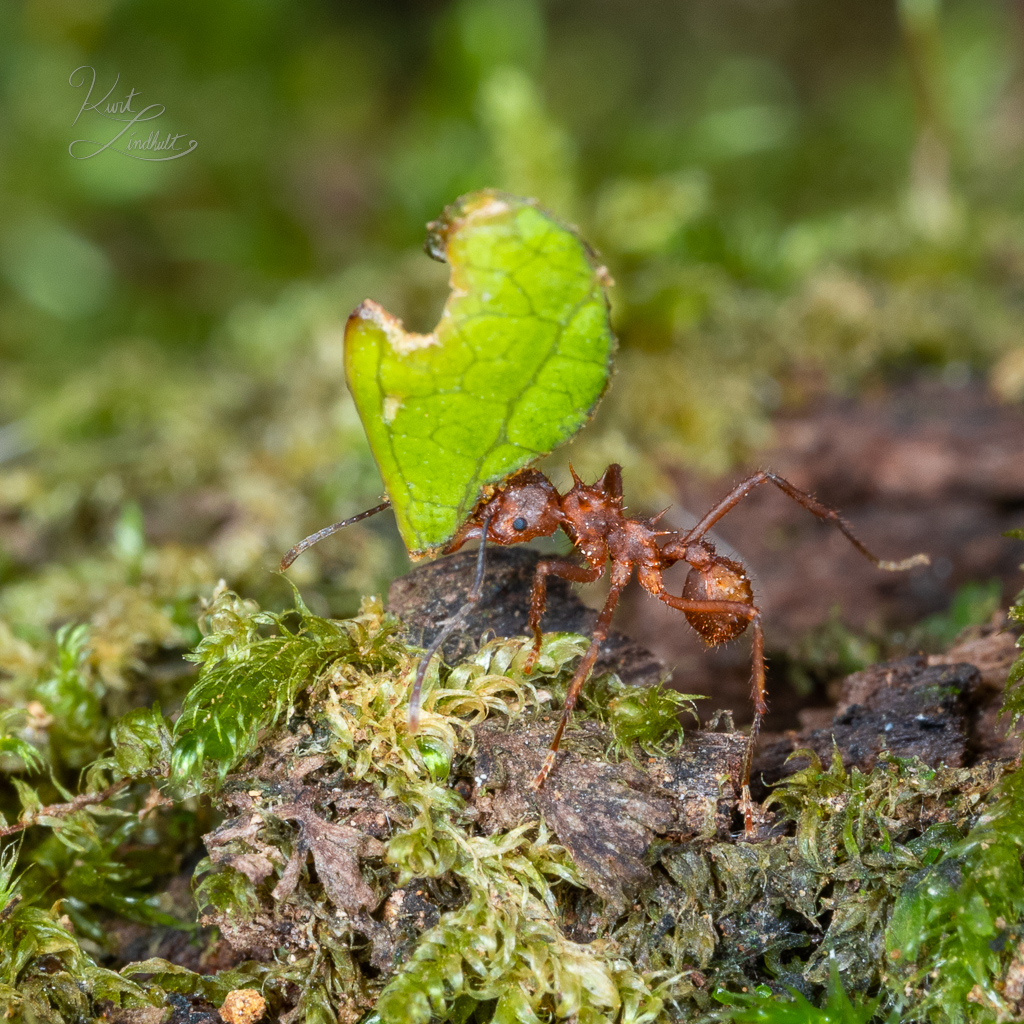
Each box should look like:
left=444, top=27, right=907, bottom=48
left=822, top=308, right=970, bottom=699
left=0, top=778, right=132, bottom=839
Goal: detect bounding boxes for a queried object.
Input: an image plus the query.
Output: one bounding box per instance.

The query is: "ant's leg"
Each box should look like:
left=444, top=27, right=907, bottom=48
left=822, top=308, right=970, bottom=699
left=681, top=471, right=928, bottom=572
left=676, top=473, right=769, bottom=544
left=408, top=510, right=494, bottom=734
left=651, top=590, right=765, bottom=734
left=530, top=561, right=632, bottom=790
left=743, top=614, right=766, bottom=828
left=281, top=501, right=391, bottom=570
left=523, top=559, right=604, bottom=673
left=652, top=587, right=765, bottom=831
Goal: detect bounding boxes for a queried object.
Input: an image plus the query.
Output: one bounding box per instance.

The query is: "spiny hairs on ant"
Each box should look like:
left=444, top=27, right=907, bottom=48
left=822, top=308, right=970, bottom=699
left=282, top=465, right=928, bottom=824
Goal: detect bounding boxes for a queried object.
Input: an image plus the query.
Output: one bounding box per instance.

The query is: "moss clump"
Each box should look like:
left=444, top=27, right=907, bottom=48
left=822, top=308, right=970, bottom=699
left=0, top=584, right=1021, bottom=1024
left=715, top=961, right=878, bottom=1024
left=376, top=823, right=663, bottom=1024
left=885, top=766, right=1024, bottom=1020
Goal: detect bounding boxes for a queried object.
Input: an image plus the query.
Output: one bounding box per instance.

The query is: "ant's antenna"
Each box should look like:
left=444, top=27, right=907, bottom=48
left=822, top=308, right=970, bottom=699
left=407, top=509, right=495, bottom=735
left=280, top=500, right=392, bottom=570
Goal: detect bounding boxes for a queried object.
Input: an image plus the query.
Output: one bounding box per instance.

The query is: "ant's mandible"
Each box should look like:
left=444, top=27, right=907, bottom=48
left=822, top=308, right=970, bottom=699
left=282, top=466, right=928, bottom=816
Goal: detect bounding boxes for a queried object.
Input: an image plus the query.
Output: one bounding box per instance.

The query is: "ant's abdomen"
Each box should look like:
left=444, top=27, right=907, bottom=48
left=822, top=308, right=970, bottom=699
left=681, top=560, right=754, bottom=645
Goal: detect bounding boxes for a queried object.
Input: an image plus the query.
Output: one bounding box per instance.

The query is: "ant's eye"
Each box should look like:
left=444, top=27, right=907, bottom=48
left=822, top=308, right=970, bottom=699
left=512, top=516, right=528, bottom=531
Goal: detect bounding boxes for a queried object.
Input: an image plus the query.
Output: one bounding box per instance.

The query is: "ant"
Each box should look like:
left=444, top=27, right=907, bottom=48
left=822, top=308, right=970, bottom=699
left=282, top=466, right=927, bottom=821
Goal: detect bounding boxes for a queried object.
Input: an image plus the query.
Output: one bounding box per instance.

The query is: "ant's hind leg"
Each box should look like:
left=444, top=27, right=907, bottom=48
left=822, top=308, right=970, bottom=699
left=741, top=614, right=766, bottom=833
left=652, top=587, right=765, bottom=832
left=680, top=471, right=928, bottom=572
left=523, top=559, right=604, bottom=673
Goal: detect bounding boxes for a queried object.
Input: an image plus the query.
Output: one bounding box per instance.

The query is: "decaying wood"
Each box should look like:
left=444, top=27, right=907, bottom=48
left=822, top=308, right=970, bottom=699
left=389, top=547, right=667, bottom=688
left=754, top=617, right=1022, bottom=791
left=932, top=616, right=1024, bottom=760
left=470, top=717, right=746, bottom=913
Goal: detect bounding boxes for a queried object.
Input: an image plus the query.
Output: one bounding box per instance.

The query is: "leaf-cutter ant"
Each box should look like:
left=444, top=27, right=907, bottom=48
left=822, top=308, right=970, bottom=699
left=282, top=466, right=928, bottom=819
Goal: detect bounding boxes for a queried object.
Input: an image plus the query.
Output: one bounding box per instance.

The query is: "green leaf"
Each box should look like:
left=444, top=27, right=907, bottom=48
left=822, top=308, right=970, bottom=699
left=345, top=190, right=616, bottom=557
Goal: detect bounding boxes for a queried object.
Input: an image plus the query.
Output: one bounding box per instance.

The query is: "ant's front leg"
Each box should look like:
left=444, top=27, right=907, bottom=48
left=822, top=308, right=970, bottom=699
left=531, top=559, right=632, bottom=790
left=523, top=559, right=605, bottom=673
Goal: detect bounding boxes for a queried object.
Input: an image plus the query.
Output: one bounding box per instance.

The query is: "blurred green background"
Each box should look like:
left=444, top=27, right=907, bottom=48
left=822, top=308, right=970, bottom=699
left=2, top=0, right=1024, bottom=664
left=4, top=0, right=1024, bottom=969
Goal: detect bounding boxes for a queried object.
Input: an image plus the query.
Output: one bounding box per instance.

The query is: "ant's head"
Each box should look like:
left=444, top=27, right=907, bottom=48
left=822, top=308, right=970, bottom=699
left=443, top=469, right=563, bottom=553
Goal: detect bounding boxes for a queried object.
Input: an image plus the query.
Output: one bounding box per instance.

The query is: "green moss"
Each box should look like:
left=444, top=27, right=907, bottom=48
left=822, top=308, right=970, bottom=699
left=170, top=584, right=401, bottom=791
left=584, top=673, right=703, bottom=761
left=884, top=766, right=1024, bottom=1021
left=0, top=584, right=1020, bottom=1024
left=913, top=580, right=1004, bottom=651
left=716, top=962, right=878, bottom=1024
left=376, top=825, right=664, bottom=1024
left=32, top=624, right=107, bottom=770
left=0, top=843, right=155, bottom=1021
left=169, top=590, right=672, bottom=1022
left=0, top=708, right=43, bottom=775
